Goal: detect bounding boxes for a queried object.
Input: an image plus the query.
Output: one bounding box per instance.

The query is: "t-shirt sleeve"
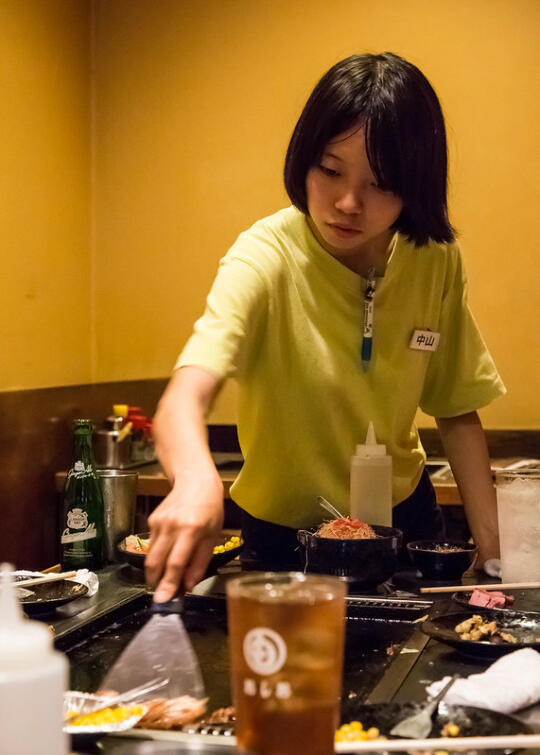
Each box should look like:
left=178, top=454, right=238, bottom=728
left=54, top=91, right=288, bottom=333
left=175, top=254, right=268, bottom=379
left=420, top=244, right=506, bottom=417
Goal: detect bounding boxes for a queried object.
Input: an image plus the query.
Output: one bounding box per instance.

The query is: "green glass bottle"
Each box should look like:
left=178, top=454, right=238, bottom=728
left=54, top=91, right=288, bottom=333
left=60, top=419, right=105, bottom=570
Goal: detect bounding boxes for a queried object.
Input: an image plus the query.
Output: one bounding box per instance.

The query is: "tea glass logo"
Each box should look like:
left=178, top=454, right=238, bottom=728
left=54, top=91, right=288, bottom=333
left=243, top=627, right=287, bottom=675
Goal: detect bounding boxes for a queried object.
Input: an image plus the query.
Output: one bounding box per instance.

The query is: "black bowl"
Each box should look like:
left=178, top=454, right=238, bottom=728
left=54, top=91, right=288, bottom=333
left=297, top=525, right=402, bottom=591
left=407, top=539, right=477, bottom=581
left=117, top=530, right=244, bottom=575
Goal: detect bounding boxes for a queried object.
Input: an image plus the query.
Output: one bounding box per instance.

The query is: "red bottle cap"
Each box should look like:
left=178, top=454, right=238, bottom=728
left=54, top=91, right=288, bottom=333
left=130, top=415, right=147, bottom=430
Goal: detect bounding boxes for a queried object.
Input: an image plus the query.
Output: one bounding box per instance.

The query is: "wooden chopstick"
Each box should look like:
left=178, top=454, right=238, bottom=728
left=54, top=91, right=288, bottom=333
left=41, top=564, right=62, bottom=574
left=420, top=581, right=540, bottom=594
left=15, top=571, right=77, bottom=588
left=335, top=734, right=540, bottom=752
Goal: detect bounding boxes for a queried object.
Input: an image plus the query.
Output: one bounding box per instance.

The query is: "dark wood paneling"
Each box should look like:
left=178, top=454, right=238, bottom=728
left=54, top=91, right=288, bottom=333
left=0, top=379, right=167, bottom=570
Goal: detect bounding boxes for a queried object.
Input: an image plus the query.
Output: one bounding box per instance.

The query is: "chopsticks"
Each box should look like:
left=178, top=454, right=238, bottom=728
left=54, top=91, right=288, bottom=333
left=41, top=563, right=62, bottom=574
left=335, top=733, right=540, bottom=752
left=420, top=581, right=540, bottom=594
left=14, top=571, right=77, bottom=588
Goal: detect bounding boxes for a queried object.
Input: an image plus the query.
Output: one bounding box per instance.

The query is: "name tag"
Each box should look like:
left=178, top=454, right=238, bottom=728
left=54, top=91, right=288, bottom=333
left=409, top=329, right=440, bottom=351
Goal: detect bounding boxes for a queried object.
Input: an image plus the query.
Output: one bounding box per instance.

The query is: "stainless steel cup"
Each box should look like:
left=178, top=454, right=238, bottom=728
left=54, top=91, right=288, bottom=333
left=98, top=469, right=138, bottom=562
left=94, top=428, right=133, bottom=468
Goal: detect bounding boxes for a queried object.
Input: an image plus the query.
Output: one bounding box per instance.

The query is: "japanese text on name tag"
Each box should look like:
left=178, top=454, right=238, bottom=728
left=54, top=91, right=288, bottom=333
left=409, top=329, right=440, bottom=351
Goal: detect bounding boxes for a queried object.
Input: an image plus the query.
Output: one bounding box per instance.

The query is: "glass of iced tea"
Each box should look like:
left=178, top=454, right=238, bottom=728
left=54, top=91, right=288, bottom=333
left=226, top=572, right=346, bottom=755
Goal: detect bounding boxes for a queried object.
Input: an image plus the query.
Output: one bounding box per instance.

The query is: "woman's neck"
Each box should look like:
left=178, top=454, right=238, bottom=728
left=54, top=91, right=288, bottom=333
left=307, top=218, right=395, bottom=278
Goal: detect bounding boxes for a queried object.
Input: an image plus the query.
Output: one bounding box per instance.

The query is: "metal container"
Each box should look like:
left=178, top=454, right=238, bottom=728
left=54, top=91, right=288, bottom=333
left=93, top=426, right=132, bottom=469
left=94, top=427, right=133, bottom=468
left=98, top=469, right=138, bottom=562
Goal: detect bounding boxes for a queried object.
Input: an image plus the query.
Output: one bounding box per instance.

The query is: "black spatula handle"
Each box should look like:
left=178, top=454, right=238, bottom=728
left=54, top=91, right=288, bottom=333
left=151, top=594, right=184, bottom=614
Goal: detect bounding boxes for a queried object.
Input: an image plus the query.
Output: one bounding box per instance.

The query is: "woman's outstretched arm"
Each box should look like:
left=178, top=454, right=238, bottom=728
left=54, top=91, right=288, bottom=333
left=146, top=365, right=225, bottom=600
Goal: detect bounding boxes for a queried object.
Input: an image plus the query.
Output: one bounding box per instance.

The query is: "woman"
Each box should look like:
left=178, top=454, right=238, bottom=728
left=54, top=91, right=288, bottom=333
left=146, top=52, right=505, bottom=601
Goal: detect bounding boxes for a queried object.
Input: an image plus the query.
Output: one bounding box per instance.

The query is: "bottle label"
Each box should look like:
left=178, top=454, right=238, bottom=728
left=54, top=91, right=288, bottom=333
left=68, top=460, right=96, bottom=479
left=61, top=507, right=97, bottom=543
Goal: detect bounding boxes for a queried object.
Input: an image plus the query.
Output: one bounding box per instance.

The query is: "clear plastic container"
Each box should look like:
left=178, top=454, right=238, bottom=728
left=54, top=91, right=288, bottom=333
left=496, top=469, right=540, bottom=582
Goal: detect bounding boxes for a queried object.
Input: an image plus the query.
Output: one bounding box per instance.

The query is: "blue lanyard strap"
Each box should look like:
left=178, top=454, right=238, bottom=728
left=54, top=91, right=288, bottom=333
left=361, top=266, right=377, bottom=371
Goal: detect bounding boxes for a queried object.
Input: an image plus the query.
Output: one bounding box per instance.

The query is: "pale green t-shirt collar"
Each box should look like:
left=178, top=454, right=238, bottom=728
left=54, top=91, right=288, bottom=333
left=297, top=210, right=401, bottom=295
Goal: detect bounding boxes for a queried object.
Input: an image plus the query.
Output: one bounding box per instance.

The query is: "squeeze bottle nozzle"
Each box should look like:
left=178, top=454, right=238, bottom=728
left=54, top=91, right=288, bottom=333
left=355, top=421, right=387, bottom=457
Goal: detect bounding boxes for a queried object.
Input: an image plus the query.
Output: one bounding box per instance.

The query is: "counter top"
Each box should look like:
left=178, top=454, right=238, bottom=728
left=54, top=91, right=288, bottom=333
left=47, top=566, right=540, bottom=755
left=55, top=456, right=534, bottom=506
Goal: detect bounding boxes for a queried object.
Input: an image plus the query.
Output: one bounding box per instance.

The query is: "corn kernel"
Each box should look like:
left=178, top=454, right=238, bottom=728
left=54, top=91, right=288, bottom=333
left=70, top=704, right=143, bottom=727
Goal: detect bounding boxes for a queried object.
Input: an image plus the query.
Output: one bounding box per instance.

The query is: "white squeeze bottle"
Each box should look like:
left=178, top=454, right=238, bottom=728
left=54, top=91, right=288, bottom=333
left=0, top=563, right=68, bottom=755
left=350, top=422, right=393, bottom=526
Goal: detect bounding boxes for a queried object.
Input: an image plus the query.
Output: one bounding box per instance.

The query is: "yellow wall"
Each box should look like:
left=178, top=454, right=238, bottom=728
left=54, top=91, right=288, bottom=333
left=3, top=1, right=539, bottom=429
left=93, top=0, right=539, bottom=428
left=0, top=0, right=92, bottom=389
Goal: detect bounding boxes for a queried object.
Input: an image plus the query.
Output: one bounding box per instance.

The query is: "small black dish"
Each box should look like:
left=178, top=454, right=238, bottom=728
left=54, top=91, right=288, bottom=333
left=297, top=525, right=402, bottom=591
left=117, top=530, right=244, bottom=575
left=452, top=590, right=511, bottom=612
left=421, top=609, right=540, bottom=659
left=452, top=589, right=540, bottom=614
left=15, top=578, right=88, bottom=615
left=407, top=539, right=477, bottom=581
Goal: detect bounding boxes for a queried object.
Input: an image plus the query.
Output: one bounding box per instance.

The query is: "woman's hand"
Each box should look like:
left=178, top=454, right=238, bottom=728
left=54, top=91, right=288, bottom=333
left=145, top=365, right=225, bottom=601
left=145, top=471, right=224, bottom=601
left=436, top=411, right=500, bottom=568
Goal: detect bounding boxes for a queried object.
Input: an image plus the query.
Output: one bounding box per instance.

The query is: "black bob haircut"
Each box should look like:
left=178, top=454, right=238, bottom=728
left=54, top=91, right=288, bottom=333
left=284, top=53, right=455, bottom=246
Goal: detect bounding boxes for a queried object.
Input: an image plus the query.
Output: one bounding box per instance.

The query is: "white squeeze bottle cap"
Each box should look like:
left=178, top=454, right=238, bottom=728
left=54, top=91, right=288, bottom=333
left=0, top=563, right=68, bottom=755
left=355, top=421, right=387, bottom=457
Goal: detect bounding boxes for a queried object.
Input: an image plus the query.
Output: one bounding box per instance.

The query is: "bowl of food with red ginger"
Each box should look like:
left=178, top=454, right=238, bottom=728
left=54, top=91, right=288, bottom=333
left=407, top=539, right=477, bottom=581
left=297, top=517, right=402, bottom=591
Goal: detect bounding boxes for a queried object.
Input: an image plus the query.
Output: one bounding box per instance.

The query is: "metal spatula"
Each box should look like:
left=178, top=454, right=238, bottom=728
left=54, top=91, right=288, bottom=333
left=99, top=596, right=205, bottom=701
left=389, top=675, right=458, bottom=739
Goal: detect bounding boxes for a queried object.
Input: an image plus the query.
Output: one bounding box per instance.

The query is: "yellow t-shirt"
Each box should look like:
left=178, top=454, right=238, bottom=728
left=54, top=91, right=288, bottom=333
left=176, top=207, right=505, bottom=528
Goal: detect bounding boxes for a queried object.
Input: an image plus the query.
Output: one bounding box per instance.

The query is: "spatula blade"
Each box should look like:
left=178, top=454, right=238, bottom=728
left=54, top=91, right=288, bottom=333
left=100, top=614, right=205, bottom=700
left=389, top=708, right=433, bottom=739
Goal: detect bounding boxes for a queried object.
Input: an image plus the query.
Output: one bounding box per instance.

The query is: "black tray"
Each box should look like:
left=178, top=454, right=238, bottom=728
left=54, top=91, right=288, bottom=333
left=186, top=701, right=530, bottom=754
left=339, top=702, right=530, bottom=753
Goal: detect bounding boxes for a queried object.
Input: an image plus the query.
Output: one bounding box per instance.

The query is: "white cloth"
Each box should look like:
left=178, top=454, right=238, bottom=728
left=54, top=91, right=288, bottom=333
left=72, top=569, right=99, bottom=596
left=427, top=648, right=540, bottom=714
left=483, top=558, right=502, bottom=578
